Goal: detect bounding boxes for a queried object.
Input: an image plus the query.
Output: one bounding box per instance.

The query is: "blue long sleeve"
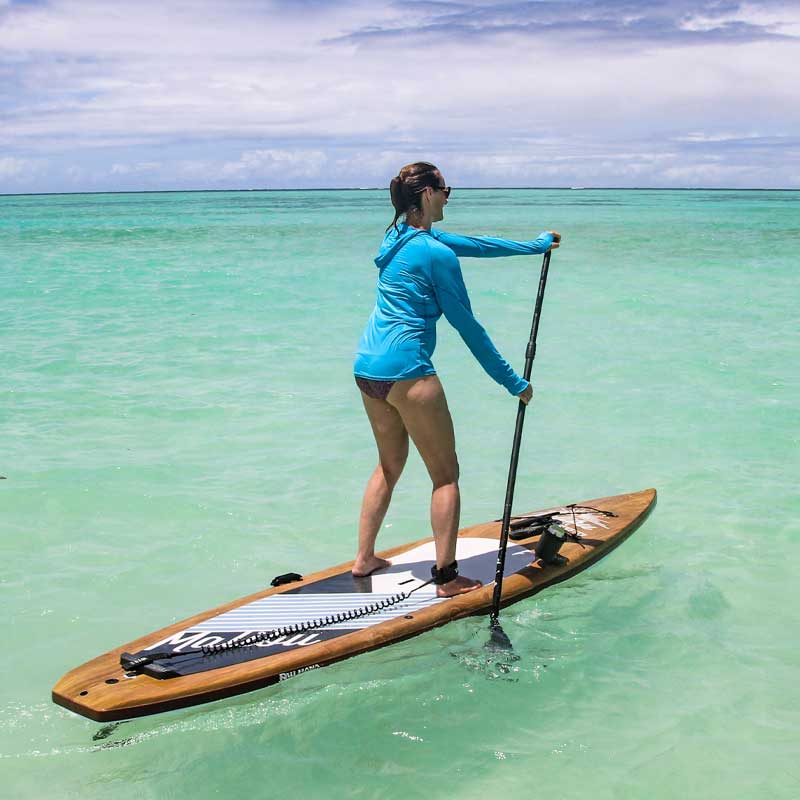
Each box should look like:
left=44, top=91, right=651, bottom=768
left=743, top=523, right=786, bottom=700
left=355, top=223, right=539, bottom=391
left=430, top=229, right=554, bottom=258
left=428, top=244, right=528, bottom=396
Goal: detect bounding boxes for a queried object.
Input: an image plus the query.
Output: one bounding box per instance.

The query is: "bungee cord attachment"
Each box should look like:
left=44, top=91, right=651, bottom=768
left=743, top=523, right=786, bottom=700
left=507, top=503, right=617, bottom=543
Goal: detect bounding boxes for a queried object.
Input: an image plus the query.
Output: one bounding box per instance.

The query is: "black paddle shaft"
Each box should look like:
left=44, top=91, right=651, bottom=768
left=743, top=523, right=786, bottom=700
left=490, top=249, right=552, bottom=626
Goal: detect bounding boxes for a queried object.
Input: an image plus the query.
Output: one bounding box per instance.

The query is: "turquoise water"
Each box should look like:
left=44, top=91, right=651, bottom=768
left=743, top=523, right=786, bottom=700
left=2, top=189, right=798, bottom=798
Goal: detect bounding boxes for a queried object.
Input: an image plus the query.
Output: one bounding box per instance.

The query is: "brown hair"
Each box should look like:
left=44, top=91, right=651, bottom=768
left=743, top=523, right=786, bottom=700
left=387, top=162, right=440, bottom=231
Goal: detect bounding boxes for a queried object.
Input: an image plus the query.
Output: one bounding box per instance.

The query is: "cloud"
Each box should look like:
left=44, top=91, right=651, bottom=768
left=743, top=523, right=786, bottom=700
left=0, top=156, right=39, bottom=181
left=680, top=1, right=800, bottom=37
left=109, top=161, right=162, bottom=175
left=1, top=0, right=799, bottom=190
left=330, top=0, right=800, bottom=46
left=660, top=161, right=762, bottom=184
left=220, top=149, right=328, bottom=181
left=673, top=131, right=762, bottom=143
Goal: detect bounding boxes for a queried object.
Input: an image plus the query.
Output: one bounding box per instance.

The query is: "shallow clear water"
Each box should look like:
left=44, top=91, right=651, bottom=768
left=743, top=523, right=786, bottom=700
left=2, top=189, right=798, bottom=798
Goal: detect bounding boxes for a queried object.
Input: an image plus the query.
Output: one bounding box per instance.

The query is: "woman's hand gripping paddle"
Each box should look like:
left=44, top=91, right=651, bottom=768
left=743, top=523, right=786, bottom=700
left=487, top=246, right=555, bottom=652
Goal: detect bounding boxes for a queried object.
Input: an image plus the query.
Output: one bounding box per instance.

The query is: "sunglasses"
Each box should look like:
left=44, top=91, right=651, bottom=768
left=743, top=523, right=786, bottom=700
left=432, top=185, right=452, bottom=198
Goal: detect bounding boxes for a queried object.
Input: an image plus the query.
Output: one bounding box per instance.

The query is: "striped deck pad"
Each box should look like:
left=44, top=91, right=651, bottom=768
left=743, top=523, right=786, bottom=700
left=134, top=536, right=536, bottom=676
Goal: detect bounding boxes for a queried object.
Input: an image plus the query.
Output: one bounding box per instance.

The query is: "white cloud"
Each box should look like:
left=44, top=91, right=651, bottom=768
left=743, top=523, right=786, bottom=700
left=1, top=1, right=799, bottom=190
left=682, top=3, right=800, bottom=36
left=660, top=162, right=764, bottom=185
left=220, top=149, right=328, bottom=180
left=673, top=132, right=764, bottom=143
left=109, top=161, right=162, bottom=175
left=0, top=156, right=39, bottom=181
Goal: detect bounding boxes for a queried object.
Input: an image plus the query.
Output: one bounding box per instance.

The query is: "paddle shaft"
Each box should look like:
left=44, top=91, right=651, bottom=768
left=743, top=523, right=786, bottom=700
left=490, top=249, right=552, bottom=626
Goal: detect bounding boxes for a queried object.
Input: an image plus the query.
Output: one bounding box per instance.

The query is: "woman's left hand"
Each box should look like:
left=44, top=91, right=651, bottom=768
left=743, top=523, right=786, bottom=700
left=548, top=231, right=561, bottom=249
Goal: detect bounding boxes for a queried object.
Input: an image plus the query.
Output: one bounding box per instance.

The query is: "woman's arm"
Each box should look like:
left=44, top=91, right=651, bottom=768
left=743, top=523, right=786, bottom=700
left=430, top=229, right=555, bottom=258
left=428, top=245, right=528, bottom=396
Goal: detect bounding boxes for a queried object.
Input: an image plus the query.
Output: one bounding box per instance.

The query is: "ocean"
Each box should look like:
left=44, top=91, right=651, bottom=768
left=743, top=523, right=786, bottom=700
left=1, top=188, right=798, bottom=798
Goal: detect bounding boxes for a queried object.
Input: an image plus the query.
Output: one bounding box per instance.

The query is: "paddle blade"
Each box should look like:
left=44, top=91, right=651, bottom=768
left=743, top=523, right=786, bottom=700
left=486, top=621, right=514, bottom=652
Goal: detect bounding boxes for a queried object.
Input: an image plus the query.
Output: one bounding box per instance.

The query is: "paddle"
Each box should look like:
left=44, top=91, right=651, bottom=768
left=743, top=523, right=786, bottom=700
left=488, top=246, right=555, bottom=650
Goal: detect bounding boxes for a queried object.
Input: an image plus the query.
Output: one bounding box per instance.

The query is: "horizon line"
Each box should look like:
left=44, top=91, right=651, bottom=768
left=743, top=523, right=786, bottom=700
left=2, top=186, right=799, bottom=199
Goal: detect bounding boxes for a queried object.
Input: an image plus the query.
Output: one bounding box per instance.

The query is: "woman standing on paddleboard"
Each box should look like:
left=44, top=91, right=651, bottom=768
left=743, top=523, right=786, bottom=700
left=354, top=162, right=560, bottom=597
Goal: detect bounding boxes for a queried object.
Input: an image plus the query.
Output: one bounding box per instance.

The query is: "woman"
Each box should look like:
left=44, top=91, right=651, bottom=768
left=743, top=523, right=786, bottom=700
left=353, top=162, right=560, bottom=597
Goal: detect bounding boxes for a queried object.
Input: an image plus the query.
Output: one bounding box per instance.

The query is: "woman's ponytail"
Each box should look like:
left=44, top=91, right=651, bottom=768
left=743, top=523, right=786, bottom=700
left=388, top=175, right=409, bottom=232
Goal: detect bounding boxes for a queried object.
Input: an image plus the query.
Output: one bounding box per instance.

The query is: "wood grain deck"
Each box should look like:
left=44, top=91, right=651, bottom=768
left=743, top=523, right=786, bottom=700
left=52, top=488, right=656, bottom=721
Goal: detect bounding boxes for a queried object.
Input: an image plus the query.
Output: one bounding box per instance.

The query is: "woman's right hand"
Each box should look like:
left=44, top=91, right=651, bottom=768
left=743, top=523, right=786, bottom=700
left=548, top=231, right=561, bottom=249
left=518, top=383, right=533, bottom=405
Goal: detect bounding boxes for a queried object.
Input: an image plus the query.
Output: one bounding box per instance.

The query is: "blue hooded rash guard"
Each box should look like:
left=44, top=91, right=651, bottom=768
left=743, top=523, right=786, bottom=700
left=354, top=225, right=555, bottom=395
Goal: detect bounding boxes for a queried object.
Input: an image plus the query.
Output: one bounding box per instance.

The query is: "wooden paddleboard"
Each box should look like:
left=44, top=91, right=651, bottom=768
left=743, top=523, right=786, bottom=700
left=52, top=488, right=656, bottom=721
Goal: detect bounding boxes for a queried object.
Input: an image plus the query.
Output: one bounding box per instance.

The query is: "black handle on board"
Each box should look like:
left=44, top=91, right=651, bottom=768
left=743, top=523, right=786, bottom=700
left=489, top=248, right=553, bottom=628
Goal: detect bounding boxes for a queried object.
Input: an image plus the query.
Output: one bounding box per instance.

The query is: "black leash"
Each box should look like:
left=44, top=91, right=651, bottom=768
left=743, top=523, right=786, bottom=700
left=121, top=577, right=435, bottom=673
left=201, top=577, right=434, bottom=656
left=488, top=249, right=553, bottom=645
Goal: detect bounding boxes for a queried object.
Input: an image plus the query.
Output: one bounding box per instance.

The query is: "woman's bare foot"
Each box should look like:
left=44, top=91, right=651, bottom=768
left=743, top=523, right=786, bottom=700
left=436, top=575, right=483, bottom=598
left=352, top=555, right=392, bottom=577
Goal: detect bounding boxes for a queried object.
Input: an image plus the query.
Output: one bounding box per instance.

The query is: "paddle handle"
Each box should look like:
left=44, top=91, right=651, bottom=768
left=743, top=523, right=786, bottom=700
left=490, top=249, right=552, bottom=625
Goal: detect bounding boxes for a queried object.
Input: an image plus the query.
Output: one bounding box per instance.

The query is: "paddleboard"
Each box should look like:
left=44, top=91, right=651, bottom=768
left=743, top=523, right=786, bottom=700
left=52, top=488, right=656, bottom=721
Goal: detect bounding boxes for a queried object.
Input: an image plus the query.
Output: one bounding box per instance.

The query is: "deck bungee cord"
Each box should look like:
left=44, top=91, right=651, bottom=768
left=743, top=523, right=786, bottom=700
left=507, top=504, right=618, bottom=541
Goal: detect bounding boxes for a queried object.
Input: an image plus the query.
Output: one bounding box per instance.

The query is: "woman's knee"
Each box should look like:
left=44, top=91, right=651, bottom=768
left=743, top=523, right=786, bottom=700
left=431, top=479, right=459, bottom=499
left=431, top=459, right=459, bottom=489
left=379, top=450, right=408, bottom=489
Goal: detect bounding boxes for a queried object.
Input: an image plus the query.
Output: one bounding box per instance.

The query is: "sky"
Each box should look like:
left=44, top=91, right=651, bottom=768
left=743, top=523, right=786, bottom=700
left=1, top=0, right=799, bottom=193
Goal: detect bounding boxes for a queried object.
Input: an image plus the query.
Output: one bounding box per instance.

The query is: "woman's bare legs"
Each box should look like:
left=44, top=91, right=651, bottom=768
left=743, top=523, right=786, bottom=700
left=386, top=376, right=482, bottom=597
left=353, top=394, right=409, bottom=577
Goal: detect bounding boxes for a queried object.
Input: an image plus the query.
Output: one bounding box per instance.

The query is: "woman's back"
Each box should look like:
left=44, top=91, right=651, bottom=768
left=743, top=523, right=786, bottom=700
left=356, top=224, right=453, bottom=381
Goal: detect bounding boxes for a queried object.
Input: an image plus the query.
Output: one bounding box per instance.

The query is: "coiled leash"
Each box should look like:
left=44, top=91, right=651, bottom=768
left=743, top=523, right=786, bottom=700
left=200, top=560, right=462, bottom=657
left=121, top=574, right=436, bottom=673
left=201, top=576, right=439, bottom=656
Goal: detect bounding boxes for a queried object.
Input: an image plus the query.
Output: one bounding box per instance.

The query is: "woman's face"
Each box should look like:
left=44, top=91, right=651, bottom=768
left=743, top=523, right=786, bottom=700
left=427, top=171, right=449, bottom=222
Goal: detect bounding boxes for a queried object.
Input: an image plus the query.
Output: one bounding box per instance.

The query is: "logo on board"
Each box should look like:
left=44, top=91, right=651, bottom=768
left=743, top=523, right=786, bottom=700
left=144, top=629, right=323, bottom=655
